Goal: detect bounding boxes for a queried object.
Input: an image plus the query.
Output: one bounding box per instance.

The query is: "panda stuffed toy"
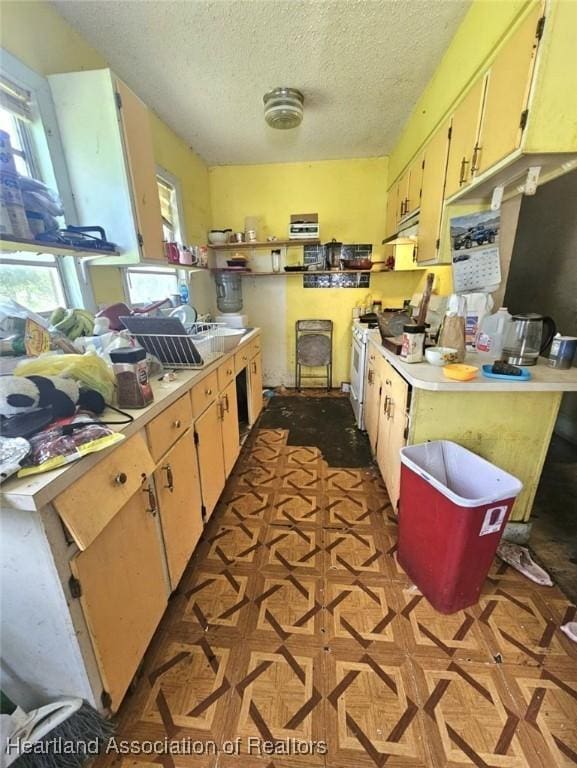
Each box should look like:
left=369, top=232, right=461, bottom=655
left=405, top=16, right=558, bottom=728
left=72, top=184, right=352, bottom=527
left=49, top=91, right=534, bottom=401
left=0, top=375, right=106, bottom=437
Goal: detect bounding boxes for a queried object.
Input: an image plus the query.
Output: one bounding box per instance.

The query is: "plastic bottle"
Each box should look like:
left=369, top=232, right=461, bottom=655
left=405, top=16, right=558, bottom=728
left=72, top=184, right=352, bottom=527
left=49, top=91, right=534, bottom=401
left=476, top=308, right=512, bottom=360
left=179, top=279, right=189, bottom=305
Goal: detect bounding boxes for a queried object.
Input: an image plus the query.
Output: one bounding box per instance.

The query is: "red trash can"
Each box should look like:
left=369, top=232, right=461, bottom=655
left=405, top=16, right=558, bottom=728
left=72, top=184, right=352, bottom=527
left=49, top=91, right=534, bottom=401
left=398, top=441, right=523, bottom=614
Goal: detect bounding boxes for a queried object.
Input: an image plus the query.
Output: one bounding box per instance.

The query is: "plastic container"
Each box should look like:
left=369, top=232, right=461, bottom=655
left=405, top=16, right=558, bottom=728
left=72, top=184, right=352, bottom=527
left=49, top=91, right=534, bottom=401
left=110, top=347, right=154, bottom=409
left=398, top=441, right=522, bottom=613
left=179, top=280, right=189, bottom=305
left=476, top=308, right=512, bottom=360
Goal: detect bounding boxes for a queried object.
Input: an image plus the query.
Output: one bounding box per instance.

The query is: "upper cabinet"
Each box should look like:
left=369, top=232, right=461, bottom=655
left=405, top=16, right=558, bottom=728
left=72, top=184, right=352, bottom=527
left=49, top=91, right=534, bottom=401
left=476, top=2, right=542, bottom=175
left=417, top=121, right=451, bottom=263
left=49, top=69, right=164, bottom=265
left=444, top=78, right=486, bottom=198
left=384, top=0, right=576, bottom=263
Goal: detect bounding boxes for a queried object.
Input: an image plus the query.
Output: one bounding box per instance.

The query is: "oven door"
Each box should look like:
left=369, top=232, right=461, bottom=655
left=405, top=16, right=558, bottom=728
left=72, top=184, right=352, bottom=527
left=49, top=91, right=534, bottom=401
left=349, top=332, right=365, bottom=429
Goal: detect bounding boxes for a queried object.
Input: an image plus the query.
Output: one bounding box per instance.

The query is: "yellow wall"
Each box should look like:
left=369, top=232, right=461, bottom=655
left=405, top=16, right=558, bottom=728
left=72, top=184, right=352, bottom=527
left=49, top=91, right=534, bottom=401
left=209, top=158, right=430, bottom=385
left=1, top=0, right=212, bottom=310
left=388, top=0, right=530, bottom=181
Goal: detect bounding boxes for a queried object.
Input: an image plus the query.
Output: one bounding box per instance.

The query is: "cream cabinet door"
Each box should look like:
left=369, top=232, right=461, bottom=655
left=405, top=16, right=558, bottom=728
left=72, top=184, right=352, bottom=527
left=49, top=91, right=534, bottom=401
left=71, top=488, right=167, bottom=711
left=385, top=183, right=400, bottom=239
left=476, top=3, right=542, bottom=175
left=382, top=370, right=410, bottom=510
left=375, top=363, right=409, bottom=510
left=249, top=352, right=263, bottom=424
left=406, top=153, right=424, bottom=216
left=154, top=431, right=203, bottom=590
left=364, top=355, right=381, bottom=454
left=220, top=379, right=240, bottom=476
left=195, top=400, right=226, bottom=519
left=445, top=78, right=486, bottom=197
left=114, top=78, right=164, bottom=262
left=417, top=121, right=451, bottom=263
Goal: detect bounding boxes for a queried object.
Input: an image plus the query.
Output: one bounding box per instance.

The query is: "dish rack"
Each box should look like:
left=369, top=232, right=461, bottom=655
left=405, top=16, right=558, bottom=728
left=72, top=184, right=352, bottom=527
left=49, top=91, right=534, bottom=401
left=129, top=322, right=225, bottom=369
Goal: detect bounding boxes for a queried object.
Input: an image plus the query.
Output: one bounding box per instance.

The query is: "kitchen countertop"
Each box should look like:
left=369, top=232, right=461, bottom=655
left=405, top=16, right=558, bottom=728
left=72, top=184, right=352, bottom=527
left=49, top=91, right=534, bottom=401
left=1, top=329, right=260, bottom=512
left=368, top=333, right=577, bottom=392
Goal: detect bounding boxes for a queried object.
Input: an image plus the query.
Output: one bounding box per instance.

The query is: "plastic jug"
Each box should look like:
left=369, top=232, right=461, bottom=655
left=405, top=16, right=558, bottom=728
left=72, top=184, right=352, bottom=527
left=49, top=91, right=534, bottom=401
left=476, top=308, right=512, bottom=360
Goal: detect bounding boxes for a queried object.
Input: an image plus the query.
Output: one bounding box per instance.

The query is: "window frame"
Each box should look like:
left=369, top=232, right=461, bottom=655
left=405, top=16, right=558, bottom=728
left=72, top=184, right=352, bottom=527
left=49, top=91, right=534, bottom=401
left=123, top=264, right=180, bottom=308
left=0, top=48, right=95, bottom=311
left=156, top=165, right=187, bottom=246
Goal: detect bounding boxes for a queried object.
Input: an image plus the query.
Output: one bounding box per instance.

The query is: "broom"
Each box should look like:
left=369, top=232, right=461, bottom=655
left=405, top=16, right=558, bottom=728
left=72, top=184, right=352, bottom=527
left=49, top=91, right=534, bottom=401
left=1, top=695, right=114, bottom=768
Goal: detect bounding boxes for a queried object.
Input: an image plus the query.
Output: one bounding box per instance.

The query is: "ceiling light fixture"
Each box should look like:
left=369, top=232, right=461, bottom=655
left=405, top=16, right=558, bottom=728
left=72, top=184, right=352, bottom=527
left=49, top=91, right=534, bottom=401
left=263, top=87, right=304, bottom=129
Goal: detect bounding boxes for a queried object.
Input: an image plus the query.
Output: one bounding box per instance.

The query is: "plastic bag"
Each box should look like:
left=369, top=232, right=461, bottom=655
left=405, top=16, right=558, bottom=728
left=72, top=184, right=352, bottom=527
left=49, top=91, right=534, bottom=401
left=0, top=297, right=49, bottom=334
left=17, top=415, right=124, bottom=477
left=15, top=351, right=116, bottom=403
left=464, top=293, right=494, bottom=349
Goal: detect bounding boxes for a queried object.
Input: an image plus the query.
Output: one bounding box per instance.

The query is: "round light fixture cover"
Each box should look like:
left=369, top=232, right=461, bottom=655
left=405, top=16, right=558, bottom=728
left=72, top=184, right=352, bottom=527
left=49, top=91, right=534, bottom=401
left=263, top=87, right=304, bottom=129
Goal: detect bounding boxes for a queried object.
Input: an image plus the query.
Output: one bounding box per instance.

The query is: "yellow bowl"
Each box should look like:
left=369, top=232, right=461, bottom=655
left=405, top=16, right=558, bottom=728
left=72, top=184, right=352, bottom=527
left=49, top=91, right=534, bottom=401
left=442, top=363, right=479, bottom=381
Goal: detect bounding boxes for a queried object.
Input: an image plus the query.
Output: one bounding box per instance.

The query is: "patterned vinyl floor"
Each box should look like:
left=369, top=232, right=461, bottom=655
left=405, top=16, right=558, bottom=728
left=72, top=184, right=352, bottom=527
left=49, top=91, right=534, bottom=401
left=99, top=428, right=577, bottom=768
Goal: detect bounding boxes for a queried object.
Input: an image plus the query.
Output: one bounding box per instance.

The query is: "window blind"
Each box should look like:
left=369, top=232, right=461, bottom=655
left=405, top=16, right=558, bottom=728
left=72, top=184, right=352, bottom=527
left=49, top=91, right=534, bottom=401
left=0, top=73, right=33, bottom=122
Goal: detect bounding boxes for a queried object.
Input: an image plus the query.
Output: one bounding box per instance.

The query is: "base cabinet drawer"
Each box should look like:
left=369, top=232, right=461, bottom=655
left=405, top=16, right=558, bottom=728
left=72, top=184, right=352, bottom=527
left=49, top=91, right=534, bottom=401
left=190, top=370, right=218, bottom=418
left=217, top=358, right=236, bottom=392
left=154, top=430, right=203, bottom=590
left=70, top=488, right=167, bottom=711
left=146, top=394, right=193, bottom=462
left=54, top=432, right=154, bottom=550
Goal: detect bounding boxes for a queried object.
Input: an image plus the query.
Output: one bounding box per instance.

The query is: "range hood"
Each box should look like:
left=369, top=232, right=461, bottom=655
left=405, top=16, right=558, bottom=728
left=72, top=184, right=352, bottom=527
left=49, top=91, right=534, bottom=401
left=382, top=213, right=419, bottom=245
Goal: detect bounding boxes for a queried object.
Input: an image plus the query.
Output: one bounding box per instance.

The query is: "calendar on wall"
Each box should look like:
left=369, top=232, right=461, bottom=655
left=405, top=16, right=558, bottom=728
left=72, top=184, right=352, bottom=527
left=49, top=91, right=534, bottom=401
left=450, top=210, right=501, bottom=293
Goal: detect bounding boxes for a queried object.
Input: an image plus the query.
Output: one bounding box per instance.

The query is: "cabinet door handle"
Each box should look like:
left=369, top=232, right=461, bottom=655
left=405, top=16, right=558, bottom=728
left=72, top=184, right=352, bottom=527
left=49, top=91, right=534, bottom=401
left=368, top=369, right=373, bottom=385
left=114, top=472, right=127, bottom=486
left=471, top=145, right=481, bottom=174
left=252, top=361, right=257, bottom=374
left=387, top=398, right=394, bottom=419
left=162, top=463, right=174, bottom=492
left=173, top=419, right=181, bottom=429
left=459, top=157, right=470, bottom=185
left=385, top=378, right=392, bottom=386
left=143, top=484, right=157, bottom=516
left=223, top=393, right=230, bottom=412
left=383, top=395, right=390, bottom=415
left=226, top=368, right=233, bottom=376
left=205, top=388, right=213, bottom=396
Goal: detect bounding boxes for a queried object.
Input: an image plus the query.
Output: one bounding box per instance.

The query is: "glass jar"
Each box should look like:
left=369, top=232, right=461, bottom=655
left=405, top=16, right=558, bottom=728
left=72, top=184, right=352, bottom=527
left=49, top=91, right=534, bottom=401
left=271, top=249, right=281, bottom=273
left=400, top=324, right=426, bottom=363
left=110, top=347, right=154, bottom=409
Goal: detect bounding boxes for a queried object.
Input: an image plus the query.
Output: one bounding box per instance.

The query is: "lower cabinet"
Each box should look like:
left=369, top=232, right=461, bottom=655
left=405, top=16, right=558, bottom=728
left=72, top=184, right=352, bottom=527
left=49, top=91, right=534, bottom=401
left=220, top=379, right=240, bottom=475
left=194, top=399, right=226, bottom=519
left=364, top=354, right=382, bottom=453
left=154, top=430, right=203, bottom=590
left=364, top=356, right=410, bottom=510
left=249, top=351, right=263, bottom=424
left=70, top=485, right=167, bottom=711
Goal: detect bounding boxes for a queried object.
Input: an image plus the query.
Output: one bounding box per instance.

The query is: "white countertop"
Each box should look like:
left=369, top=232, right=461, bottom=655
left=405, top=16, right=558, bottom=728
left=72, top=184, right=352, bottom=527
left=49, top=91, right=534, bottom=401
left=1, top=329, right=260, bottom=511
left=368, top=333, right=577, bottom=392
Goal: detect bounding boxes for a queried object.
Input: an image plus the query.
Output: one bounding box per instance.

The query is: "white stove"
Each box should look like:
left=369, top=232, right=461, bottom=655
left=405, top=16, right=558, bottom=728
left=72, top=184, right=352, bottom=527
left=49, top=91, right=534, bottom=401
left=350, top=320, right=379, bottom=429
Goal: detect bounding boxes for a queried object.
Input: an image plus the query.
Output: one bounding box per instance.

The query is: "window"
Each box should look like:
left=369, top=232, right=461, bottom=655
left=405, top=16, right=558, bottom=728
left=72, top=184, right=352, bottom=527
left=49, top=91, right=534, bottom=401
left=0, top=252, right=67, bottom=312
left=1, top=49, right=94, bottom=312
left=125, top=266, right=179, bottom=306
left=156, top=168, right=186, bottom=245
left=0, top=106, right=39, bottom=179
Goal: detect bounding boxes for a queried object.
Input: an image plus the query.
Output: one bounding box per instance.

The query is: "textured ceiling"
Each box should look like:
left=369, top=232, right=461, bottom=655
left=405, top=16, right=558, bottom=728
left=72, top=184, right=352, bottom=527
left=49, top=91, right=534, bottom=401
left=51, top=0, right=471, bottom=165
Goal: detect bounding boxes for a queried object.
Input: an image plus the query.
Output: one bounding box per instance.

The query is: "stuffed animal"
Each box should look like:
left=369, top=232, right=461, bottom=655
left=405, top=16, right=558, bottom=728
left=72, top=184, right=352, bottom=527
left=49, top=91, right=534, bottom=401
left=0, top=375, right=106, bottom=419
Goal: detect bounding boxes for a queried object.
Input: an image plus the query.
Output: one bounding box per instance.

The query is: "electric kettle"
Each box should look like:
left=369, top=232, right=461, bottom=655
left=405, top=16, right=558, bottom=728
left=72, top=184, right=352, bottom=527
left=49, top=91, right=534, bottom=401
left=502, top=313, right=557, bottom=366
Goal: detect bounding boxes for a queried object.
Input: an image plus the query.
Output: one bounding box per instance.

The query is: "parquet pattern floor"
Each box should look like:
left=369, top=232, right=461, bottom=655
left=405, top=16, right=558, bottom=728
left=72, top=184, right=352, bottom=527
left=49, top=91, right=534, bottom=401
left=98, top=429, right=577, bottom=768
